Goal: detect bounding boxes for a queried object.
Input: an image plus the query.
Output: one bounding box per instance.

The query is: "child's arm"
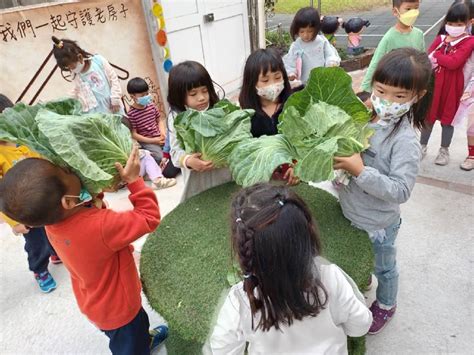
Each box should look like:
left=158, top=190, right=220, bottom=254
left=323, top=37, right=341, bottom=67
left=433, top=39, right=474, bottom=71
left=131, top=129, right=163, bottom=145
left=210, top=286, right=246, bottom=355
left=427, top=35, right=442, bottom=54
left=283, top=42, right=299, bottom=80
left=328, top=265, right=372, bottom=336
left=99, top=55, right=123, bottom=113
left=100, top=146, right=160, bottom=251
left=360, top=36, right=388, bottom=92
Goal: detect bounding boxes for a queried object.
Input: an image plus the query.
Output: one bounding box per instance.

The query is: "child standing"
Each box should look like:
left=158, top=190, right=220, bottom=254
left=334, top=48, right=433, bottom=334
left=210, top=183, right=372, bottom=354
left=240, top=48, right=299, bottom=185
left=0, top=94, right=60, bottom=293
left=421, top=2, right=474, bottom=165
left=51, top=36, right=123, bottom=114
left=167, top=61, right=232, bottom=202
left=360, top=0, right=424, bottom=93
left=0, top=146, right=168, bottom=354
left=126, top=77, right=166, bottom=163
left=283, top=7, right=341, bottom=84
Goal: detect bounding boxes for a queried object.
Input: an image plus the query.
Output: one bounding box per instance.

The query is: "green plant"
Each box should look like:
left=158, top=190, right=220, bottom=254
left=265, top=28, right=292, bottom=54
left=228, top=67, right=373, bottom=187
left=0, top=99, right=132, bottom=193
left=174, top=99, right=254, bottom=168
left=140, top=182, right=373, bottom=355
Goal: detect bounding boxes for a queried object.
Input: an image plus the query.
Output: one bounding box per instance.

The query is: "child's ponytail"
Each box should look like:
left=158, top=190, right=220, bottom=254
left=51, top=36, right=92, bottom=70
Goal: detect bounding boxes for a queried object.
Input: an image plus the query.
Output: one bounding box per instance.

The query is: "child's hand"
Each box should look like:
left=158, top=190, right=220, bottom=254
left=461, top=91, right=472, bottom=101
left=186, top=153, right=214, bottom=172
left=333, top=154, right=364, bottom=177
left=283, top=167, right=300, bottom=186
left=288, top=74, right=297, bottom=81
left=12, top=224, right=30, bottom=235
left=160, top=157, right=169, bottom=170
left=111, top=104, right=121, bottom=113
left=115, top=144, right=141, bottom=184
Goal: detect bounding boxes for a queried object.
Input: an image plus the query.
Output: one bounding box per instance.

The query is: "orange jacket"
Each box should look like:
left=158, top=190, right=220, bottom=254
left=46, top=178, right=160, bottom=330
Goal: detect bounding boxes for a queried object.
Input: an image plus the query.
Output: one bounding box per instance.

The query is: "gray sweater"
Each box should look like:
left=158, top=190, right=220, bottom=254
left=339, top=118, right=421, bottom=232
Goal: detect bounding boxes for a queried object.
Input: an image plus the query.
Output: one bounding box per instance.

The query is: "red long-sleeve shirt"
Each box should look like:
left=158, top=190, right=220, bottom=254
left=46, top=178, right=160, bottom=330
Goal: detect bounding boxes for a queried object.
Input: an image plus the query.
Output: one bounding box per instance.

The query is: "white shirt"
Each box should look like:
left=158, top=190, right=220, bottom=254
left=209, top=260, right=372, bottom=355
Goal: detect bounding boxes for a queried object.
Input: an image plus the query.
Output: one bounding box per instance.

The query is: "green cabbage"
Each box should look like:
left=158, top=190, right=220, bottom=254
left=173, top=100, right=254, bottom=168
left=229, top=67, right=374, bottom=186
left=0, top=99, right=132, bottom=193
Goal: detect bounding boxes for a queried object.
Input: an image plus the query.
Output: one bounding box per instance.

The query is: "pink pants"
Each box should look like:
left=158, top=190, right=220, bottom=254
left=140, top=150, right=163, bottom=181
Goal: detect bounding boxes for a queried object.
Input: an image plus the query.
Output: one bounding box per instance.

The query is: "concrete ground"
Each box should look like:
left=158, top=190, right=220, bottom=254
left=267, top=0, right=451, bottom=49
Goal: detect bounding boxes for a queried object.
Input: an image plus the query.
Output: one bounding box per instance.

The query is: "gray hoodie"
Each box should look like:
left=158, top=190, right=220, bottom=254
left=339, top=118, right=421, bottom=232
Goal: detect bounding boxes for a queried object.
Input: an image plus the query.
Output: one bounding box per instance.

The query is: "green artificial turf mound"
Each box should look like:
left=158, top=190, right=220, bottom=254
left=140, top=182, right=373, bottom=354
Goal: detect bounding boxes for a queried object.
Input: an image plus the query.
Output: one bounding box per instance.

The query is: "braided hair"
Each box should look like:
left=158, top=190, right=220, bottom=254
left=230, top=183, right=328, bottom=331
left=51, top=36, right=92, bottom=70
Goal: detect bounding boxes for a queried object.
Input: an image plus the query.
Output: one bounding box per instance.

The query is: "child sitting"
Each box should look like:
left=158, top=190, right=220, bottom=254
left=139, top=148, right=177, bottom=189
left=0, top=145, right=168, bottom=354
left=283, top=7, right=341, bottom=84
left=0, top=94, right=60, bottom=293
left=210, top=183, right=372, bottom=354
left=127, top=77, right=166, bottom=163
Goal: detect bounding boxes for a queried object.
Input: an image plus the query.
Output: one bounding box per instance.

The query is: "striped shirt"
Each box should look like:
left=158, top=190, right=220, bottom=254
left=127, top=104, right=161, bottom=138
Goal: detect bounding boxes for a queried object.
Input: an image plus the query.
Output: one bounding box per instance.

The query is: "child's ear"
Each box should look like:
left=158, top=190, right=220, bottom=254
left=392, top=7, right=399, bottom=17
left=415, top=90, right=428, bottom=102
left=61, top=196, right=76, bottom=210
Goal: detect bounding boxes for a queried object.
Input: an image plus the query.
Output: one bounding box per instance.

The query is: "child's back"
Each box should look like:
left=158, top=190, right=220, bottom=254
left=361, top=0, right=424, bottom=92
left=212, top=259, right=371, bottom=355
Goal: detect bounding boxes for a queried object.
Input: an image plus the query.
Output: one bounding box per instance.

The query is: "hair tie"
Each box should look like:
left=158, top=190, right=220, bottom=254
left=235, top=217, right=242, bottom=223
left=243, top=273, right=252, bottom=279
left=55, top=40, right=64, bottom=49
left=278, top=200, right=284, bottom=207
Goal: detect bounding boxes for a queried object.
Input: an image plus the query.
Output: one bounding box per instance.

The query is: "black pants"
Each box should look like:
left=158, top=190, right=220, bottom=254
left=102, top=308, right=151, bottom=355
left=23, top=227, right=56, bottom=274
left=162, top=159, right=180, bottom=178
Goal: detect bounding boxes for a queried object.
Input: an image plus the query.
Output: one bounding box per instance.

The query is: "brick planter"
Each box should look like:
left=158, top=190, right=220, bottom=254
left=340, top=48, right=376, bottom=72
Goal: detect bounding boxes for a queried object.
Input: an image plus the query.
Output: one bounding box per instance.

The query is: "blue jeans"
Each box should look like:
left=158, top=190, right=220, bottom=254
left=373, top=218, right=401, bottom=308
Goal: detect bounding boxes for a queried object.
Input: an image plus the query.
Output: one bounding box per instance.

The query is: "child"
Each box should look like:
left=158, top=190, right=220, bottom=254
left=360, top=0, right=424, bottom=93
left=0, top=94, right=60, bottom=293
left=239, top=48, right=300, bottom=185
left=126, top=77, right=166, bottom=163
left=421, top=2, right=474, bottom=165
left=334, top=48, right=433, bottom=334
left=0, top=145, right=168, bottom=354
left=51, top=36, right=123, bottom=114
left=167, top=61, right=232, bottom=202
left=210, top=183, right=372, bottom=354
left=139, top=148, right=177, bottom=189
left=283, top=7, right=341, bottom=84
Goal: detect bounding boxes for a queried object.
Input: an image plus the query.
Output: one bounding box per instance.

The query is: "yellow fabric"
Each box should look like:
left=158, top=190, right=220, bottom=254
left=0, top=145, right=40, bottom=226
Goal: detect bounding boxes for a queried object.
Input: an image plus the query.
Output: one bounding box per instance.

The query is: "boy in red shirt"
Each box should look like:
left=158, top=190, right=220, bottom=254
left=0, top=145, right=168, bottom=354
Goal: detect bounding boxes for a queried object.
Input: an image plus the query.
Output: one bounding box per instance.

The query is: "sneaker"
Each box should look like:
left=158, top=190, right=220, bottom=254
left=34, top=271, right=57, bottom=293
left=152, top=177, right=177, bottom=190
left=368, top=301, right=396, bottom=335
left=434, top=147, right=449, bottom=166
left=50, top=255, right=62, bottom=264
left=460, top=156, right=474, bottom=171
left=149, top=325, right=168, bottom=352
left=421, top=145, right=427, bottom=160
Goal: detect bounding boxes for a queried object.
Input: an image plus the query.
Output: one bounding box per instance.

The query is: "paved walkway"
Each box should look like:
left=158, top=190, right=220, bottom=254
left=267, top=0, right=451, bottom=49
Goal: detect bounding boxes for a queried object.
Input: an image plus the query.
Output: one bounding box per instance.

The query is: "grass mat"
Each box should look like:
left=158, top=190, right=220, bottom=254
left=141, top=182, right=373, bottom=354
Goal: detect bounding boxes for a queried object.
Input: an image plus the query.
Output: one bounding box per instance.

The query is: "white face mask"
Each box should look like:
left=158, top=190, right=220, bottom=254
left=371, top=93, right=416, bottom=125
left=445, top=24, right=467, bottom=38
left=71, top=57, right=89, bottom=74
left=256, top=81, right=284, bottom=102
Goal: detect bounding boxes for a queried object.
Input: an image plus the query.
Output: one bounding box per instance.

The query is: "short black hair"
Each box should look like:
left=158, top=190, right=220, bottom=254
left=0, top=94, right=14, bottom=113
left=392, top=0, right=420, bottom=8
left=127, top=77, right=149, bottom=94
left=239, top=48, right=292, bottom=118
left=0, top=158, right=67, bottom=226
left=437, top=1, right=470, bottom=35
left=290, top=7, right=321, bottom=40
left=167, top=61, right=219, bottom=113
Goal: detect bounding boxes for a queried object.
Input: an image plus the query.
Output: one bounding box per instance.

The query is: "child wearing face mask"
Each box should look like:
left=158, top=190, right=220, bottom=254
left=283, top=7, right=340, bottom=84
left=51, top=36, right=123, bottom=115
left=0, top=145, right=169, bottom=353
left=421, top=1, right=474, bottom=165
left=240, top=48, right=300, bottom=186
left=334, top=48, right=433, bottom=335
left=360, top=0, right=424, bottom=94
left=167, top=61, right=232, bottom=201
